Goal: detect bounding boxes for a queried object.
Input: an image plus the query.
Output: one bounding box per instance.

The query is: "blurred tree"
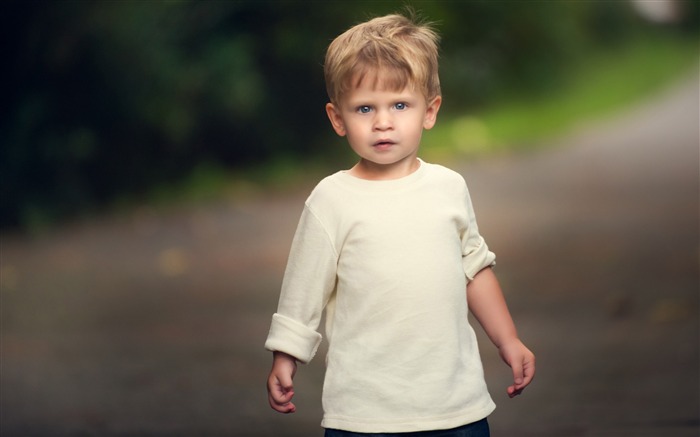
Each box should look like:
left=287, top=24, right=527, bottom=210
left=1, top=0, right=696, bottom=229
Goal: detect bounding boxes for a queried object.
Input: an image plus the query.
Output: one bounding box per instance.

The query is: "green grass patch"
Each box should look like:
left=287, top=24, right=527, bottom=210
left=424, top=34, right=698, bottom=161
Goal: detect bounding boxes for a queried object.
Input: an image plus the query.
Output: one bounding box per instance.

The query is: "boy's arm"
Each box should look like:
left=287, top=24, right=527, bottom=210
left=265, top=204, right=338, bottom=413
left=267, top=351, right=298, bottom=413
left=467, top=267, right=535, bottom=398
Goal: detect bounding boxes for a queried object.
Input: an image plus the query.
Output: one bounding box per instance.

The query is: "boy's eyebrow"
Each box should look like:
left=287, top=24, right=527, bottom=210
left=343, top=90, right=421, bottom=105
left=357, top=93, right=420, bottom=102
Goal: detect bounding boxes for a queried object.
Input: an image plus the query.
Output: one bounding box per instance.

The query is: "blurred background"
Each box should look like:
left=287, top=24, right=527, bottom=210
left=2, top=0, right=697, bottom=230
left=1, top=1, right=698, bottom=436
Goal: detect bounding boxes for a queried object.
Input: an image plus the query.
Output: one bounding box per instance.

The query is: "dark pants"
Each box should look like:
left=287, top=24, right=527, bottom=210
left=324, top=418, right=490, bottom=437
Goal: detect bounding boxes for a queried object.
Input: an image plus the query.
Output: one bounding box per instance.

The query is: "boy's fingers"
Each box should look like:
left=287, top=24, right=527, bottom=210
left=269, top=393, right=296, bottom=410
left=271, top=386, right=294, bottom=403
left=269, top=376, right=293, bottom=400
left=268, top=375, right=296, bottom=413
left=508, top=353, right=535, bottom=398
left=518, top=352, right=536, bottom=387
left=507, top=384, right=523, bottom=398
left=268, top=394, right=296, bottom=413
left=267, top=352, right=299, bottom=414
left=268, top=387, right=296, bottom=413
left=522, top=358, right=535, bottom=385
left=511, top=360, right=524, bottom=386
left=279, top=374, right=294, bottom=392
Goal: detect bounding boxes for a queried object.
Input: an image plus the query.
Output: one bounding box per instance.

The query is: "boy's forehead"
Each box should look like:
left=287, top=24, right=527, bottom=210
left=343, top=67, right=419, bottom=97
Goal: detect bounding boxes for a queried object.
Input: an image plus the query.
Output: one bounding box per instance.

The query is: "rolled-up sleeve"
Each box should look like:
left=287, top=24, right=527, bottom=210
left=265, top=313, right=322, bottom=364
left=460, top=184, right=496, bottom=282
left=264, top=205, right=338, bottom=364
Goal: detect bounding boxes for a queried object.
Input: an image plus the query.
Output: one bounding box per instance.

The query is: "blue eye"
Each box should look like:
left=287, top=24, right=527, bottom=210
left=394, top=102, right=407, bottom=110
left=357, top=106, right=371, bottom=114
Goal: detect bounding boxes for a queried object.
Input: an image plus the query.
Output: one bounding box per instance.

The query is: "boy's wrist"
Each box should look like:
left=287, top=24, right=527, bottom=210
left=273, top=351, right=299, bottom=363
left=495, top=335, right=521, bottom=350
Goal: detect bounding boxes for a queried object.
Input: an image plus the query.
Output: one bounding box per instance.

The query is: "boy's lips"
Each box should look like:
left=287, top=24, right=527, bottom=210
left=373, top=139, right=395, bottom=149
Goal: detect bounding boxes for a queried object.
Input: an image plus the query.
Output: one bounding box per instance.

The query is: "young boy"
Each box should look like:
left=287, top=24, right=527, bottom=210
left=265, top=13, right=535, bottom=436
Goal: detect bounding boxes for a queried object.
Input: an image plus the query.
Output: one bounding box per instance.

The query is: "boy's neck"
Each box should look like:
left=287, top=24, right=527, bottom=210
left=348, top=156, right=421, bottom=180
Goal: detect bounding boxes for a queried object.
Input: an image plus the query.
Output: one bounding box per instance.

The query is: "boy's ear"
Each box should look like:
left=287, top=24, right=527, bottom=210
left=423, top=96, right=442, bottom=130
left=326, top=103, right=346, bottom=136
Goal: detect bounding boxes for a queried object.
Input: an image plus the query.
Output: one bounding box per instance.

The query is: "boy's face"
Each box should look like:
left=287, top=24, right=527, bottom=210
left=325, top=73, right=441, bottom=179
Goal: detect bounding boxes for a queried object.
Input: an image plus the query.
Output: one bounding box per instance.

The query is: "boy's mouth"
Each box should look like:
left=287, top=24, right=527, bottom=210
left=373, top=139, right=395, bottom=149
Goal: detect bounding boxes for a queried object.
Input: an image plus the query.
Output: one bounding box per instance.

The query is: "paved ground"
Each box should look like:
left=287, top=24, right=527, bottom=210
left=2, top=76, right=698, bottom=437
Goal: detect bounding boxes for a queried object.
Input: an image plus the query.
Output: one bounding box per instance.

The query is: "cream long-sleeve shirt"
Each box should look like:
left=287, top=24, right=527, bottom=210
left=265, top=160, right=497, bottom=433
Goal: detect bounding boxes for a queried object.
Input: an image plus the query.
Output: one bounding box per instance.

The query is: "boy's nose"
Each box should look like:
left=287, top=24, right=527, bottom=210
left=373, top=111, right=393, bottom=130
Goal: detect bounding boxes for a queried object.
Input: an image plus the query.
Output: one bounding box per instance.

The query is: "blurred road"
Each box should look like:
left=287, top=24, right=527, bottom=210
left=2, top=76, right=698, bottom=437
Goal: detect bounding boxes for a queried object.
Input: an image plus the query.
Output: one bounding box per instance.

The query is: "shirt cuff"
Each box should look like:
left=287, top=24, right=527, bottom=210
left=264, top=313, right=322, bottom=364
left=463, top=239, right=496, bottom=282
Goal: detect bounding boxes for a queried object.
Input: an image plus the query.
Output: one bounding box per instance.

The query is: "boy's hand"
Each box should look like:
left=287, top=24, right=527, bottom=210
left=267, top=351, right=298, bottom=413
left=498, top=339, right=535, bottom=398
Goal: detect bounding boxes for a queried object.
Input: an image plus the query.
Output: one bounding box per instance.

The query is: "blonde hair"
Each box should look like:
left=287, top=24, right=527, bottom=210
left=324, top=13, right=441, bottom=105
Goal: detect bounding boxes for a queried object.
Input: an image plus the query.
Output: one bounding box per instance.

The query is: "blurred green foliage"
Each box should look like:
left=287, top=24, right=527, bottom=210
left=425, top=33, right=698, bottom=159
left=2, top=0, right=698, bottom=229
